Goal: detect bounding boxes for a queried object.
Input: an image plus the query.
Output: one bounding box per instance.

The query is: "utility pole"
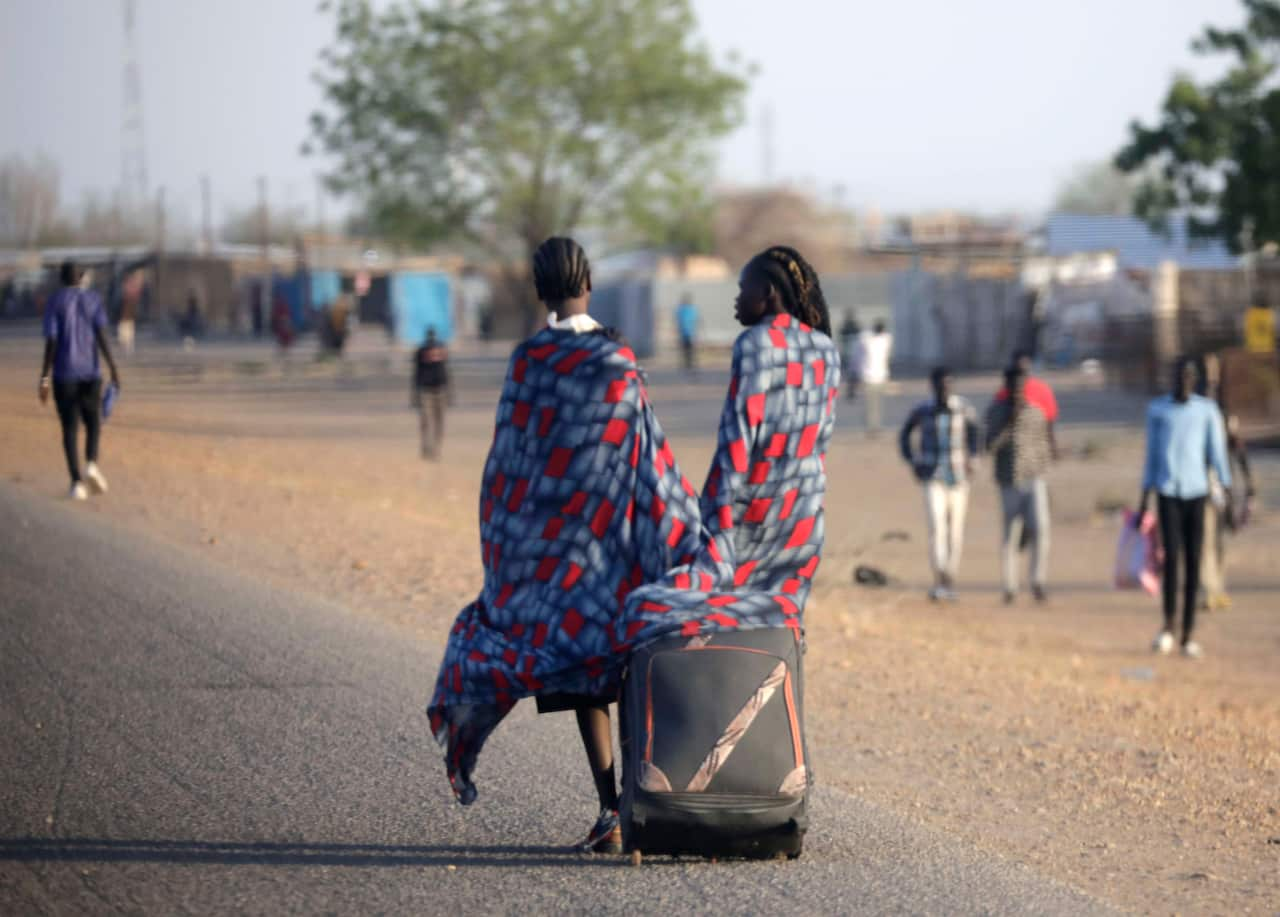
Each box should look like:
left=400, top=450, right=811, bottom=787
left=155, top=186, right=166, bottom=251
left=110, top=189, right=123, bottom=248
left=258, top=175, right=270, bottom=272
left=315, top=174, right=326, bottom=236
left=120, top=0, right=149, bottom=208
left=761, top=103, right=775, bottom=185
left=155, top=185, right=166, bottom=315
left=201, top=174, right=213, bottom=255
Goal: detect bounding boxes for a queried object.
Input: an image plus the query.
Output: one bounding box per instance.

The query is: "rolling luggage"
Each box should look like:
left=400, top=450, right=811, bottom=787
left=619, top=626, right=809, bottom=861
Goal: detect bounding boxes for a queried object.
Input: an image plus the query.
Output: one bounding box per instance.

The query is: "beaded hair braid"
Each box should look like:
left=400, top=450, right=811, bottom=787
left=748, top=245, right=832, bottom=336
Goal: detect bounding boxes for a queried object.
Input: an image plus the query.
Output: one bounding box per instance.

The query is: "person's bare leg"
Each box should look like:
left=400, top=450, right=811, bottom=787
left=575, top=702, right=618, bottom=811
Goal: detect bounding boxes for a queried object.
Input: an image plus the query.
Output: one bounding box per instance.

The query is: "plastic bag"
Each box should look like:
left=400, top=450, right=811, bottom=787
left=101, top=381, right=120, bottom=421
left=1114, top=510, right=1161, bottom=596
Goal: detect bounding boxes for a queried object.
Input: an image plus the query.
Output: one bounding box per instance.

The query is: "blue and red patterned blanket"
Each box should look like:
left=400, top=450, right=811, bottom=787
left=428, top=315, right=840, bottom=803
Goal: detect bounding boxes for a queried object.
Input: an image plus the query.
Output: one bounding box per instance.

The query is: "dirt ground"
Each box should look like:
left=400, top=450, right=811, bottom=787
left=2, top=336, right=1277, bottom=915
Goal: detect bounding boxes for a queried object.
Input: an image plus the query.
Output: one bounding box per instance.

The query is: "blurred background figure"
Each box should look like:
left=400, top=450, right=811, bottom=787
left=116, top=271, right=141, bottom=357
left=412, top=327, right=450, bottom=460
left=858, top=320, right=893, bottom=435
left=250, top=283, right=265, bottom=338
left=271, top=288, right=294, bottom=356
left=838, top=309, right=862, bottom=402
left=1197, top=353, right=1256, bottom=612
left=179, top=289, right=204, bottom=340
left=675, top=293, right=699, bottom=375
left=320, top=292, right=352, bottom=357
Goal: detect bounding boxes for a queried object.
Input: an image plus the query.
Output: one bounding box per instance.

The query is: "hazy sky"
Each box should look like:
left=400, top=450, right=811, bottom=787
left=0, top=0, right=1244, bottom=229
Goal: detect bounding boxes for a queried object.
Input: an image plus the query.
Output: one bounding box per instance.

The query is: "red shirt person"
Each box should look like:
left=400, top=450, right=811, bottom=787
left=995, top=351, right=1059, bottom=457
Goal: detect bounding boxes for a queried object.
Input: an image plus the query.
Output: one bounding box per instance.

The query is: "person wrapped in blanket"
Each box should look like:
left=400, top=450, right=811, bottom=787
left=426, top=241, right=840, bottom=854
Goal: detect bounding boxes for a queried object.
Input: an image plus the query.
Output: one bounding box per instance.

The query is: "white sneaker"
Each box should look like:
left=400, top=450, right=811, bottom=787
left=69, top=482, right=89, bottom=501
left=1151, top=630, right=1175, bottom=655
left=1181, top=640, right=1204, bottom=659
left=84, top=462, right=108, bottom=495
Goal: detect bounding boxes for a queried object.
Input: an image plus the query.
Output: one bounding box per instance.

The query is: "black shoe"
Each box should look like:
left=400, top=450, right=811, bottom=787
left=577, top=808, right=622, bottom=855
left=1002, top=591, right=1015, bottom=605
left=1032, top=585, right=1048, bottom=604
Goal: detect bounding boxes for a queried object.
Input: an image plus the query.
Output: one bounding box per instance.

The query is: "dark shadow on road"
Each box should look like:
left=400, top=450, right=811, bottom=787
left=0, top=837, right=632, bottom=869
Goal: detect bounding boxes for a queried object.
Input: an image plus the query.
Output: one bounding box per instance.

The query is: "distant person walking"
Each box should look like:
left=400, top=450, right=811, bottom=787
left=858, top=320, right=893, bottom=433
left=271, top=291, right=294, bottom=355
left=39, top=260, right=120, bottom=501
left=1137, top=356, right=1232, bottom=659
left=838, top=310, right=862, bottom=401
left=412, top=328, right=450, bottom=460
left=116, top=274, right=139, bottom=357
left=181, top=290, right=204, bottom=339
left=900, top=367, right=979, bottom=601
left=675, top=294, right=700, bottom=374
left=986, top=366, right=1053, bottom=604
left=1196, top=353, right=1255, bottom=612
left=250, top=282, right=265, bottom=337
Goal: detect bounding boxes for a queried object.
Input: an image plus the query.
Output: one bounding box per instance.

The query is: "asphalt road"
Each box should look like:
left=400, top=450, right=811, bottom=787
left=0, top=484, right=1110, bottom=915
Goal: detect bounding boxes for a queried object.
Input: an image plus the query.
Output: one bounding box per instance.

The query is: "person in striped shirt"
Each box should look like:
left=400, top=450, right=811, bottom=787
left=986, top=366, right=1054, bottom=604
left=899, top=367, right=980, bottom=601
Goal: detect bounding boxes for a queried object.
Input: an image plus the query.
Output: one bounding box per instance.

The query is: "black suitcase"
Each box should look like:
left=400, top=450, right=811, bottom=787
left=619, top=627, right=809, bottom=861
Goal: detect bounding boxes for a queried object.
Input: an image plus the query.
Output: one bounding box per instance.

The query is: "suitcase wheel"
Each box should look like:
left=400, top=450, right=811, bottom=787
left=630, top=849, right=642, bottom=867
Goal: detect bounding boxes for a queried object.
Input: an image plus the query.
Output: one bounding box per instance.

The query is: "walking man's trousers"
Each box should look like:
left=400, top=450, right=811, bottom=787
left=924, top=480, right=969, bottom=580
left=999, top=478, right=1050, bottom=594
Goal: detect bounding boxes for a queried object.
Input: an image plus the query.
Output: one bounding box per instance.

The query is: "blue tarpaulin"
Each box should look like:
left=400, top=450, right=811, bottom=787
left=310, top=270, right=341, bottom=310
left=392, top=272, right=452, bottom=345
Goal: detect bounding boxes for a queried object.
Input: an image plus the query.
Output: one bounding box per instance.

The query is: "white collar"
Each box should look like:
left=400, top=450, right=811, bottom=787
left=547, top=311, right=602, bottom=333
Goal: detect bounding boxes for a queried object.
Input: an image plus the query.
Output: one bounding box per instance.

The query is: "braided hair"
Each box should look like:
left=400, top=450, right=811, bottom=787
left=745, top=245, right=832, bottom=336
left=532, top=237, right=592, bottom=304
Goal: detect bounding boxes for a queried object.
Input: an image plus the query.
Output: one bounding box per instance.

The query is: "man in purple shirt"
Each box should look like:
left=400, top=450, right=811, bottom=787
left=39, top=260, right=121, bottom=500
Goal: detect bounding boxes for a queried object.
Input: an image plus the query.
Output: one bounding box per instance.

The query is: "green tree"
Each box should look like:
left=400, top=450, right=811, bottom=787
left=1051, top=160, right=1136, bottom=216
left=307, top=0, right=749, bottom=312
left=0, top=153, right=60, bottom=247
left=1115, top=0, right=1280, bottom=250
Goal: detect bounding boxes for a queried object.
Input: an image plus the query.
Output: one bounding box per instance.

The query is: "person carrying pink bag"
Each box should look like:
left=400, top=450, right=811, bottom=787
left=1133, top=357, right=1232, bottom=659
left=1114, top=509, right=1161, bottom=596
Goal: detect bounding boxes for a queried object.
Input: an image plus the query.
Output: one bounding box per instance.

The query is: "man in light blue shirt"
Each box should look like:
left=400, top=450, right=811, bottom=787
left=1136, top=357, right=1231, bottom=659
left=675, top=295, right=699, bottom=375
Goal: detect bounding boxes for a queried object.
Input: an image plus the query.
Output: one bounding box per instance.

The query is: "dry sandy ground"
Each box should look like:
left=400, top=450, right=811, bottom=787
left=2, top=340, right=1277, bottom=915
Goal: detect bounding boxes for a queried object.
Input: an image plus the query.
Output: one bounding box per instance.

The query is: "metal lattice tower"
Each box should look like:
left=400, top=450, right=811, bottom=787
left=120, top=0, right=149, bottom=207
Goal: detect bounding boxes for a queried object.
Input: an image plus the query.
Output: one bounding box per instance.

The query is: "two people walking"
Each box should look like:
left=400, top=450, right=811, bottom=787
left=896, top=348, right=1245, bottom=660
left=427, top=238, right=840, bottom=854
left=839, top=313, right=893, bottom=434
left=898, top=355, right=1057, bottom=603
